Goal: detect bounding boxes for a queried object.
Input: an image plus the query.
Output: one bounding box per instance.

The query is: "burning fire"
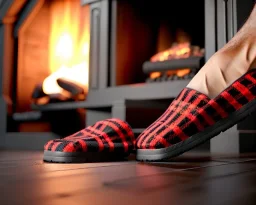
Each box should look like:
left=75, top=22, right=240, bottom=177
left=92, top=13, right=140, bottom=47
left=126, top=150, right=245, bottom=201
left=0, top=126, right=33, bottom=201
left=43, top=0, right=90, bottom=95
left=43, top=62, right=88, bottom=94
left=149, top=69, right=191, bottom=80
left=149, top=42, right=204, bottom=79
left=150, top=42, right=203, bottom=62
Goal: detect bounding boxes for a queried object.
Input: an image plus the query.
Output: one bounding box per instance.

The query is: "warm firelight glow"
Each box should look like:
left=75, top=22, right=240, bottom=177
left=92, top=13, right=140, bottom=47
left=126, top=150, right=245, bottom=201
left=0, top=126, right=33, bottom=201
left=151, top=42, right=192, bottom=62
left=148, top=40, right=206, bottom=80
left=43, top=0, right=90, bottom=95
left=150, top=72, right=161, bottom=79
left=176, top=69, right=190, bottom=77
left=149, top=42, right=205, bottom=80
left=55, top=33, right=73, bottom=59
left=149, top=69, right=191, bottom=80
left=43, top=63, right=89, bottom=94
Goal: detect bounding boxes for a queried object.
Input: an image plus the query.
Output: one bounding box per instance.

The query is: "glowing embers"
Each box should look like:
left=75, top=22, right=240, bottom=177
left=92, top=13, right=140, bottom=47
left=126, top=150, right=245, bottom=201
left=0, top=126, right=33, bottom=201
left=147, top=69, right=196, bottom=83
left=150, top=42, right=204, bottom=62
left=143, top=42, right=204, bottom=83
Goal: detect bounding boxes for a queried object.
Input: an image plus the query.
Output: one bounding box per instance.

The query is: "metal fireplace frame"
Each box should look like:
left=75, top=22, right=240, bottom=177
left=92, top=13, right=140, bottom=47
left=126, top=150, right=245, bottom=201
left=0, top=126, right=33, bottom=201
left=0, top=0, right=255, bottom=153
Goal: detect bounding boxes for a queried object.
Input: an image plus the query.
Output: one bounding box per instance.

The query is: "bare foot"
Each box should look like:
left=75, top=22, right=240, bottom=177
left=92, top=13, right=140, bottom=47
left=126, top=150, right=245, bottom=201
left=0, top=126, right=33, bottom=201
left=187, top=4, right=256, bottom=98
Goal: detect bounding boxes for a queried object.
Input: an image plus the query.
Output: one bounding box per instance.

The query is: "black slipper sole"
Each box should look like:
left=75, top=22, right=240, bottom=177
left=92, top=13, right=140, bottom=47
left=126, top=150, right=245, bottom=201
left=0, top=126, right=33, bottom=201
left=136, top=98, right=256, bottom=162
left=43, top=150, right=130, bottom=163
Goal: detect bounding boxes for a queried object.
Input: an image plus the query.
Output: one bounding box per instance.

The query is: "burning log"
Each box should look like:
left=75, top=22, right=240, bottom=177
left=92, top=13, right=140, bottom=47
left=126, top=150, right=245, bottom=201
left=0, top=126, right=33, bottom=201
left=48, top=93, right=72, bottom=103
left=57, top=78, right=84, bottom=96
left=31, top=82, right=77, bottom=105
left=143, top=42, right=204, bottom=82
left=143, top=56, right=203, bottom=74
left=150, top=43, right=205, bottom=62
left=32, top=93, right=72, bottom=105
left=31, top=83, right=47, bottom=99
left=31, top=78, right=85, bottom=106
left=146, top=69, right=198, bottom=83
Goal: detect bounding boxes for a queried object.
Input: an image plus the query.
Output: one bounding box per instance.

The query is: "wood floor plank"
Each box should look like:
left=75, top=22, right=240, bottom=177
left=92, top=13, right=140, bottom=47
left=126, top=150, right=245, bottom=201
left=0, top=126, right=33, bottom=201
left=103, top=160, right=256, bottom=192
left=1, top=151, right=256, bottom=205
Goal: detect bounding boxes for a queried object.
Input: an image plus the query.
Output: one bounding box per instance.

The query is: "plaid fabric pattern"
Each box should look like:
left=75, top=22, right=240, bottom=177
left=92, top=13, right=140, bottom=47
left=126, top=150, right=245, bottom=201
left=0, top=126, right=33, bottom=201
left=44, top=118, right=135, bottom=153
left=137, top=69, right=256, bottom=149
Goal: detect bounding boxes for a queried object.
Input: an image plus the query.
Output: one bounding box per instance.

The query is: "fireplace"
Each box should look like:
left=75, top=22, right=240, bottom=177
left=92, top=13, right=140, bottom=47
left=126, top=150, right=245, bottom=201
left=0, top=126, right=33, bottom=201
left=16, top=0, right=89, bottom=111
left=0, top=0, right=91, bottom=139
left=0, top=0, right=255, bottom=151
left=1, top=0, right=205, bottom=112
left=109, top=0, right=205, bottom=85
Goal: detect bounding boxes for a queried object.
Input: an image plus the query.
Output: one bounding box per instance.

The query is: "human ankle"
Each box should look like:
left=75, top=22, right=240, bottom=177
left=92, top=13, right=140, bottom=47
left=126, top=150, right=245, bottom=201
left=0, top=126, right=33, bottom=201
left=186, top=42, right=256, bottom=98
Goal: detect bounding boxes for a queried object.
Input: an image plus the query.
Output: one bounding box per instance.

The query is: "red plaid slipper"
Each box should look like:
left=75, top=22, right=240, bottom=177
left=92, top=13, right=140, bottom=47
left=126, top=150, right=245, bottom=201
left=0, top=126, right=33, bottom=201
left=136, top=69, right=256, bottom=161
left=44, top=118, right=135, bottom=163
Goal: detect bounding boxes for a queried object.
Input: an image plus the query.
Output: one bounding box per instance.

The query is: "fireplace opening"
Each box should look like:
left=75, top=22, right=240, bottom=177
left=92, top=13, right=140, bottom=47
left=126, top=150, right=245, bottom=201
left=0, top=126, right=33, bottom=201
left=1, top=0, right=206, bottom=138
left=4, top=0, right=90, bottom=134
left=113, top=0, right=205, bottom=85
left=16, top=0, right=90, bottom=112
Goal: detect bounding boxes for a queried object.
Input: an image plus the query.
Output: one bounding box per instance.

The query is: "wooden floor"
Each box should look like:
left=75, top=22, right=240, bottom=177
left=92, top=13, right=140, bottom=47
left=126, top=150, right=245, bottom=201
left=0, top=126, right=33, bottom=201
left=1, top=151, right=256, bottom=205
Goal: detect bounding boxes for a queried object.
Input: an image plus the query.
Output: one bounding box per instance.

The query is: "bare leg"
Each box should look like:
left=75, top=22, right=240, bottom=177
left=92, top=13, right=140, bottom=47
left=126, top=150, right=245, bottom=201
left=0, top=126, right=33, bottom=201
left=187, top=5, right=256, bottom=98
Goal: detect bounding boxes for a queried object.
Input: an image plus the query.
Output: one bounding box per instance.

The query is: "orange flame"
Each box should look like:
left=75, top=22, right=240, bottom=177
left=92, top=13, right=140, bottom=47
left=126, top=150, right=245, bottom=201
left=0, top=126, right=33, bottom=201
left=149, top=41, right=205, bottom=80
left=43, top=0, right=90, bottom=95
left=150, top=72, right=161, bottom=79
left=151, top=42, right=192, bottom=62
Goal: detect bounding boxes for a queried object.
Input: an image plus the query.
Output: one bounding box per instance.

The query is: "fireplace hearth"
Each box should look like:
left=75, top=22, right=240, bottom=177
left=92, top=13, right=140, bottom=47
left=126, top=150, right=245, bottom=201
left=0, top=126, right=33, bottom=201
left=0, top=0, right=255, bottom=153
